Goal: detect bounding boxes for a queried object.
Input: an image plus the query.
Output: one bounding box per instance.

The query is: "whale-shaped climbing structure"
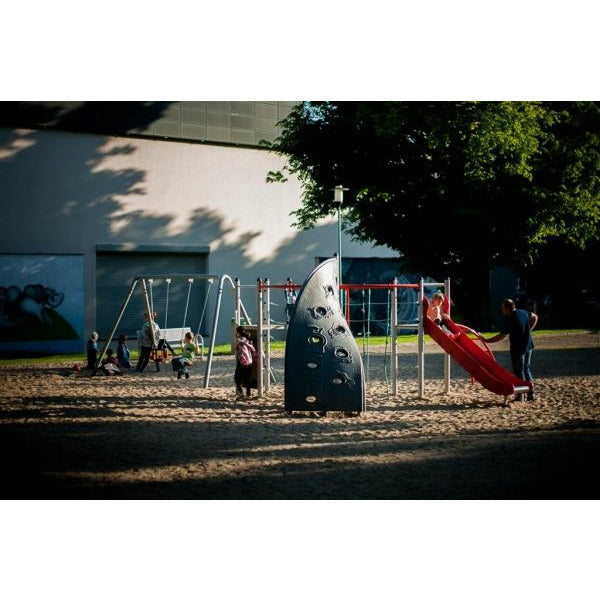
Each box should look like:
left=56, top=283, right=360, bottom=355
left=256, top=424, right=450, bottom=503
left=284, top=258, right=366, bottom=413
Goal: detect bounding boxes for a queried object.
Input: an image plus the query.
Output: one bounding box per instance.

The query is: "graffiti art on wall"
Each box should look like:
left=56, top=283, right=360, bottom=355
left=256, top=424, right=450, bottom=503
left=0, top=255, right=83, bottom=352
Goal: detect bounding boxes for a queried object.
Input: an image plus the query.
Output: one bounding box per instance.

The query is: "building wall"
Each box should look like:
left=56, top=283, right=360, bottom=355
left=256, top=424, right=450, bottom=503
left=0, top=126, right=396, bottom=346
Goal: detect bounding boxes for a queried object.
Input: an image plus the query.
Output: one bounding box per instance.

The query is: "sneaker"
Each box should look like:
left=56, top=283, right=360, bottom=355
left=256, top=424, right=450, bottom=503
left=235, top=393, right=244, bottom=400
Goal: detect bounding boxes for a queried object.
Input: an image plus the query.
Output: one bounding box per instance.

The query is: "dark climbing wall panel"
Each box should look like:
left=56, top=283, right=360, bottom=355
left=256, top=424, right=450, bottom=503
left=284, top=258, right=366, bottom=412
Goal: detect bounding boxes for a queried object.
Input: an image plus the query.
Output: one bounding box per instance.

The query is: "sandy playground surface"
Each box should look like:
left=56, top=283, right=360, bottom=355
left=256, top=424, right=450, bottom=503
left=1, top=332, right=599, bottom=499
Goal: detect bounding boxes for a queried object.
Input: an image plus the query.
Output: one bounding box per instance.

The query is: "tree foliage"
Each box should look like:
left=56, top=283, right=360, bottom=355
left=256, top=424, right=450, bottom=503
left=268, top=101, right=600, bottom=326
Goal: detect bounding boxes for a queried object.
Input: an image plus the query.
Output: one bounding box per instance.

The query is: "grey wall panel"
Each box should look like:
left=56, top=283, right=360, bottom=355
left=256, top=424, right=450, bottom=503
left=231, top=128, right=255, bottom=145
left=206, top=125, right=231, bottom=142
left=255, top=130, right=276, bottom=144
left=231, top=115, right=254, bottom=130
left=154, top=120, right=181, bottom=137
left=231, top=102, right=254, bottom=116
left=181, top=109, right=207, bottom=124
left=181, top=101, right=206, bottom=109
left=255, top=103, right=278, bottom=119
left=206, top=101, right=231, bottom=114
left=161, top=103, right=182, bottom=120
left=181, top=123, right=207, bottom=140
left=206, top=112, right=231, bottom=127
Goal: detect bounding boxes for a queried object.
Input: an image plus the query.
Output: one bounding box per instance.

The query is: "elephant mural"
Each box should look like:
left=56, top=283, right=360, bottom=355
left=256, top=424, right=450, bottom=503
left=0, top=284, right=65, bottom=327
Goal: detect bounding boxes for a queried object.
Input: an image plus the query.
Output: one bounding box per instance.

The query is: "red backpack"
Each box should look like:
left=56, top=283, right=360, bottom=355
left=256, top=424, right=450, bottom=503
left=237, top=339, right=255, bottom=366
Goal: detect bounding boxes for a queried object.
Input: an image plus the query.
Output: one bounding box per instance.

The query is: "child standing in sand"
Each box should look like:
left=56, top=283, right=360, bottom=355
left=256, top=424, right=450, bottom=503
left=86, top=332, right=98, bottom=369
left=171, top=331, right=200, bottom=380
left=234, top=326, right=256, bottom=400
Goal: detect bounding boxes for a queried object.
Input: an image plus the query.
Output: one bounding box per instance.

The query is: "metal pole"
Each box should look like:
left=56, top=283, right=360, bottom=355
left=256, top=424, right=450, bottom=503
left=444, top=277, right=451, bottom=394
left=417, top=277, right=425, bottom=399
left=257, top=279, right=264, bottom=397
left=265, top=278, right=271, bottom=393
left=391, top=277, right=398, bottom=396
left=182, top=278, right=193, bottom=327
left=164, top=278, right=171, bottom=329
left=235, top=278, right=242, bottom=325
left=141, top=278, right=156, bottom=347
left=338, top=207, right=343, bottom=310
left=333, top=185, right=347, bottom=310
left=204, top=275, right=225, bottom=388
left=95, top=278, right=139, bottom=371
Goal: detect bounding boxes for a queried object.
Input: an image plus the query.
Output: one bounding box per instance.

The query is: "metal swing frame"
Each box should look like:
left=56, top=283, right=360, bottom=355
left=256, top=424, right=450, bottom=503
left=95, top=273, right=252, bottom=388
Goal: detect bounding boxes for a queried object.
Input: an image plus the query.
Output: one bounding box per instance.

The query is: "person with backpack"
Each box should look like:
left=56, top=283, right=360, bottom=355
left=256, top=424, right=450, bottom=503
left=234, top=326, right=256, bottom=400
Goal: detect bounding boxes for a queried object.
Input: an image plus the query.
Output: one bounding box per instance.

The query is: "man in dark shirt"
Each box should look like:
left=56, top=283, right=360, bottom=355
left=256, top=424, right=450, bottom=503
left=484, top=298, right=538, bottom=400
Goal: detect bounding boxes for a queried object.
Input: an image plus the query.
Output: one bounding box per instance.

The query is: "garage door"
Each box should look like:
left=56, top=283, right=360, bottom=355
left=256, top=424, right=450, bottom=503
left=96, top=248, right=209, bottom=340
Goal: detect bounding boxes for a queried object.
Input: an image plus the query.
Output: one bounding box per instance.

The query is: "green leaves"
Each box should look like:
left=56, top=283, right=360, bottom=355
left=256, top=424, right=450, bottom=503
left=269, top=101, right=600, bottom=283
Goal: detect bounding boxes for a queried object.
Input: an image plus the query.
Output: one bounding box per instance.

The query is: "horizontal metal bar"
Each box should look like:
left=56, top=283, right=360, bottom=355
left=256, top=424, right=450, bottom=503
left=133, top=274, right=225, bottom=281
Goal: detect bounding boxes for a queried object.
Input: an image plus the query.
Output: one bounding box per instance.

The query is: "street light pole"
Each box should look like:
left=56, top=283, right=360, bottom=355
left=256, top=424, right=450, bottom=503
left=332, top=185, right=348, bottom=308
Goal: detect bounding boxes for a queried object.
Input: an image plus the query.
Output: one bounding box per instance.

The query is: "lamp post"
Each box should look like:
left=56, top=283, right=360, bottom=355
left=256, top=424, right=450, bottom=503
left=332, top=185, right=348, bottom=307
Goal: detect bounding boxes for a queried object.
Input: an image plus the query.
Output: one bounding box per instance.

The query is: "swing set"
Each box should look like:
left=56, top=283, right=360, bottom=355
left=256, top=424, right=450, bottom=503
left=144, top=276, right=215, bottom=365
left=95, top=273, right=252, bottom=387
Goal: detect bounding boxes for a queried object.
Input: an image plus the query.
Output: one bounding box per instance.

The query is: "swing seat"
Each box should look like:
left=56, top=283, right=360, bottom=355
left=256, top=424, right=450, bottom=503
left=136, top=326, right=192, bottom=347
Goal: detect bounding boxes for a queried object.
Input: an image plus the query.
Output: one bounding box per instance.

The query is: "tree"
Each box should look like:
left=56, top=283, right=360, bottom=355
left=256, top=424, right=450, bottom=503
left=267, top=101, right=600, bottom=328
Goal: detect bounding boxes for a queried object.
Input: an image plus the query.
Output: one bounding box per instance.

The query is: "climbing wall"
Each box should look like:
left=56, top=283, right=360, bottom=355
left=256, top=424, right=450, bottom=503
left=284, top=258, right=366, bottom=413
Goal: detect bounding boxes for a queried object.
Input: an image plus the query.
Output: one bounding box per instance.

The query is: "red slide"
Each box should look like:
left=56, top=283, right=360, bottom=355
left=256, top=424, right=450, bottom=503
left=423, top=298, right=532, bottom=398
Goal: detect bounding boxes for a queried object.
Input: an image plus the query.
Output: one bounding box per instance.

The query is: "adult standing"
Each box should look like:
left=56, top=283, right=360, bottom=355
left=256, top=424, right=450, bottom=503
left=136, top=312, right=160, bottom=372
left=484, top=299, right=538, bottom=400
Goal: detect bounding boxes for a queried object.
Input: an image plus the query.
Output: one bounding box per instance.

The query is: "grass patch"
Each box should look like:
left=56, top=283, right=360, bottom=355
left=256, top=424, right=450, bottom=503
left=0, top=329, right=594, bottom=366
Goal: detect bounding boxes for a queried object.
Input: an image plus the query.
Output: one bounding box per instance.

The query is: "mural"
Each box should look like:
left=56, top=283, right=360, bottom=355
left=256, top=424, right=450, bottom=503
left=0, top=255, right=83, bottom=353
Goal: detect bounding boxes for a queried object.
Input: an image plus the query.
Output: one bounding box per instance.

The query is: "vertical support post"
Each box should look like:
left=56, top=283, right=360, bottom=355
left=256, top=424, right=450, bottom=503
left=417, top=277, right=425, bottom=399
left=265, top=278, right=271, bottom=393
left=235, top=278, right=242, bottom=325
left=444, top=277, right=451, bottom=394
left=345, top=287, right=351, bottom=324
left=391, top=278, right=398, bottom=396
left=337, top=212, right=343, bottom=311
left=164, top=278, right=171, bottom=329
left=204, top=275, right=225, bottom=389
left=141, top=278, right=156, bottom=347
left=257, top=279, right=264, bottom=398
left=95, top=278, right=139, bottom=370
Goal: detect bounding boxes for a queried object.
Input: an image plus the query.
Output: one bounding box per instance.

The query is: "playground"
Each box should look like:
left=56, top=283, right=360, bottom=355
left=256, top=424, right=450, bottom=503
left=1, top=331, right=598, bottom=499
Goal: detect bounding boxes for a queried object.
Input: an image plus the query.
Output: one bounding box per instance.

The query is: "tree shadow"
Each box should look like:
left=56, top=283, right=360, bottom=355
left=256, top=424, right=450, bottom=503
left=1, top=413, right=598, bottom=499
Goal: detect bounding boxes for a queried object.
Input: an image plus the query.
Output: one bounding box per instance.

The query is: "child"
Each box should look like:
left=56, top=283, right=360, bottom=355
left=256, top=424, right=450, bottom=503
left=428, top=292, right=453, bottom=335
left=171, top=331, right=200, bottom=380
left=86, top=332, right=98, bottom=369
left=117, top=333, right=131, bottom=369
left=234, top=326, right=256, bottom=400
left=427, top=292, right=445, bottom=325
left=101, top=348, right=122, bottom=375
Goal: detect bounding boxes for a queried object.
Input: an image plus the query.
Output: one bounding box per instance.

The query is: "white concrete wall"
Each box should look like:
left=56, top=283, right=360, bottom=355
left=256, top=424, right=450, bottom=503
left=0, top=126, right=397, bottom=344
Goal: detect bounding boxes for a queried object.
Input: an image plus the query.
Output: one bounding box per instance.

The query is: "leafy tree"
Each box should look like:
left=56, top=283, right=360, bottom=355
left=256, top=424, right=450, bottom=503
left=267, top=101, right=600, bottom=327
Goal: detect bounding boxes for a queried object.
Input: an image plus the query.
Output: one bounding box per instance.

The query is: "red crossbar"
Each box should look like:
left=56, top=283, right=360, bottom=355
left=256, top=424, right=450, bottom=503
left=258, top=282, right=418, bottom=291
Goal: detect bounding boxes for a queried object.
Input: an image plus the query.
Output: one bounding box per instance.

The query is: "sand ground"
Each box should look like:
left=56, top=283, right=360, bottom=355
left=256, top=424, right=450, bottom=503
left=1, top=333, right=599, bottom=499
